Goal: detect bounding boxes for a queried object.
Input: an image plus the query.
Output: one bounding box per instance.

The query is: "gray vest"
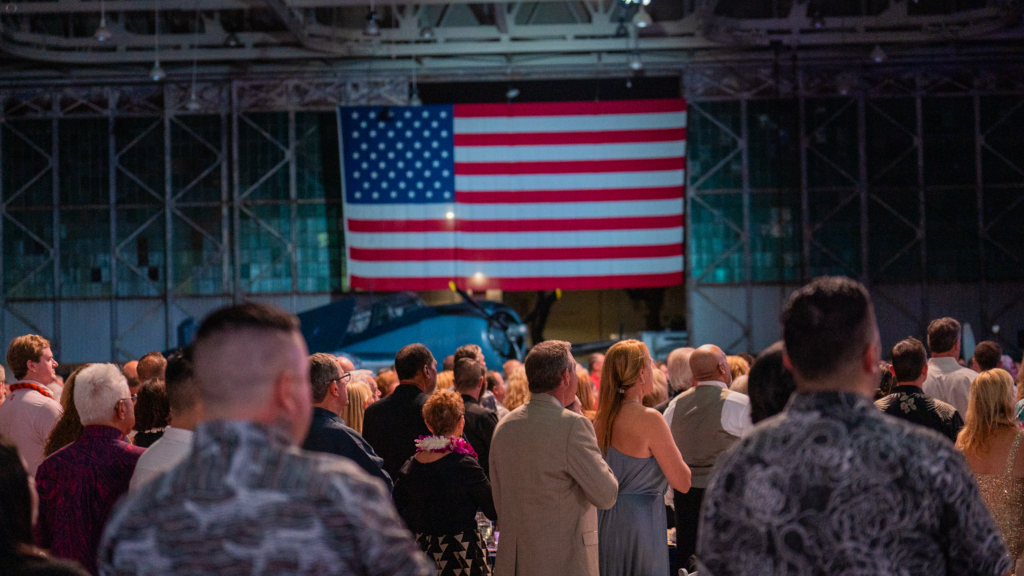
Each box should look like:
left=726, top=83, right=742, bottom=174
left=670, top=385, right=740, bottom=489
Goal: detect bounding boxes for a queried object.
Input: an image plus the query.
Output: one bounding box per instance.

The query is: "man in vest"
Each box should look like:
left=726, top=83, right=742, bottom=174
left=663, top=344, right=751, bottom=570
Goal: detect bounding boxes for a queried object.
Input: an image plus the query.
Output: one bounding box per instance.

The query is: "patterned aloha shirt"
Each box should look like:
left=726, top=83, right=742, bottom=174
left=698, top=391, right=1012, bottom=576
left=98, top=420, right=432, bottom=576
left=876, top=384, right=964, bottom=443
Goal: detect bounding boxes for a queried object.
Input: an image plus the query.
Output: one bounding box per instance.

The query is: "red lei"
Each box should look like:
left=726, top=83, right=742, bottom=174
left=414, top=435, right=478, bottom=458
left=9, top=381, right=54, bottom=400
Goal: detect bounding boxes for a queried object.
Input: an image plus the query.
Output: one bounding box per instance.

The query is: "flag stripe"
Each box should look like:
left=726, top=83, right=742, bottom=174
left=350, top=272, right=684, bottom=291
left=347, top=215, right=682, bottom=234
left=454, top=141, right=685, bottom=162
left=454, top=99, right=686, bottom=118
left=345, top=227, right=684, bottom=249
left=453, top=112, right=686, bottom=135
left=344, top=199, right=682, bottom=221
left=455, top=170, right=684, bottom=191
left=348, top=256, right=682, bottom=278
left=349, top=243, right=683, bottom=262
left=455, top=157, right=684, bottom=176
left=456, top=186, right=683, bottom=204
left=453, top=128, right=686, bottom=147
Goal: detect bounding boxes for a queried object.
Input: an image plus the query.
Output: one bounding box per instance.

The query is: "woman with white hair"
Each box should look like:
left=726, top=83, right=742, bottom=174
left=32, top=363, right=145, bottom=574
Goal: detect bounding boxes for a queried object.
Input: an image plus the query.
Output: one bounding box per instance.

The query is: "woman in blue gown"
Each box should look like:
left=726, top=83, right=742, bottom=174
left=593, top=340, right=692, bottom=576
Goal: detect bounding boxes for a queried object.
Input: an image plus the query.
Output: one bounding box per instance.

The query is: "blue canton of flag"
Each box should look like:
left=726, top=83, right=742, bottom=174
left=340, top=105, right=455, bottom=205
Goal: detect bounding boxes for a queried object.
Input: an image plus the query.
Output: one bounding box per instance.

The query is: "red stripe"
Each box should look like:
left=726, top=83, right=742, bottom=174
left=454, top=99, right=686, bottom=118
left=455, top=157, right=684, bottom=176
left=454, top=128, right=686, bottom=146
left=348, top=215, right=682, bottom=233
left=350, top=272, right=684, bottom=292
left=456, top=187, right=682, bottom=204
left=349, top=244, right=683, bottom=263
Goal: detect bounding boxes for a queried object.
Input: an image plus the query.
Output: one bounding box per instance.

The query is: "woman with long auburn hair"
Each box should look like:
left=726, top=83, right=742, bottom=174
left=957, top=368, right=1024, bottom=561
left=593, top=340, right=691, bottom=576
left=43, top=365, right=91, bottom=457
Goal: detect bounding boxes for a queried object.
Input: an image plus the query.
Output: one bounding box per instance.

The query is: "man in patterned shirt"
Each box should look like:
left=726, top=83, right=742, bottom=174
left=698, top=277, right=1012, bottom=576
left=876, top=337, right=963, bottom=443
left=99, top=303, right=431, bottom=576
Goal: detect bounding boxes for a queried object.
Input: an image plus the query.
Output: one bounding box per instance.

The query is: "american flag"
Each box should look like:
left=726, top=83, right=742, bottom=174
left=338, top=99, right=686, bottom=291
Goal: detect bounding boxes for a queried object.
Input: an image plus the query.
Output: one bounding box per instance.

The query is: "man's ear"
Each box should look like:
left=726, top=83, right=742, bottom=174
left=782, top=351, right=794, bottom=371
left=330, top=380, right=341, bottom=398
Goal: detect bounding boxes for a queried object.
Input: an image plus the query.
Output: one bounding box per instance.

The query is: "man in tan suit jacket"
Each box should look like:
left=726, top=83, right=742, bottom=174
left=490, top=340, right=619, bottom=576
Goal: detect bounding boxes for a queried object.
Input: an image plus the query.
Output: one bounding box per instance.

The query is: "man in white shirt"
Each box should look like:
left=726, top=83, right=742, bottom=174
left=130, top=349, right=202, bottom=489
left=663, top=344, right=751, bottom=570
left=921, top=317, right=978, bottom=417
left=0, top=335, right=62, bottom=474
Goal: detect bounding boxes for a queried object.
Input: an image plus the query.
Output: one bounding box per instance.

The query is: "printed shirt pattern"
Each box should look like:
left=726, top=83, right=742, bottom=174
left=99, top=420, right=432, bottom=576
left=876, top=385, right=964, bottom=443
left=698, top=391, right=1012, bottom=576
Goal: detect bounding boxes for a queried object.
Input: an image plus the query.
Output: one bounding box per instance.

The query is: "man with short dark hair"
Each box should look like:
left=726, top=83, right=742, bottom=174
left=100, top=303, right=430, bottom=576
left=130, top=349, right=203, bottom=489
left=453, top=358, right=499, bottom=478
left=454, top=343, right=505, bottom=414
left=489, top=340, right=618, bottom=576
left=876, top=337, right=963, bottom=442
left=303, top=352, right=391, bottom=490
left=698, top=277, right=1011, bottom=575
left=0, top=334, right=62, bottom=474
left=136, top=351, right=167, bottom=383
left=972, top=340, right=1003, bottom=372
left=922, top=317, right=978, bottom=416
left=362, top=343, right=437, bottom=479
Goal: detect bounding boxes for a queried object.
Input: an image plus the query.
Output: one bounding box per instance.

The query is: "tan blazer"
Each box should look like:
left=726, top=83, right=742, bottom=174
left=489, top=393, right=618, bottom=576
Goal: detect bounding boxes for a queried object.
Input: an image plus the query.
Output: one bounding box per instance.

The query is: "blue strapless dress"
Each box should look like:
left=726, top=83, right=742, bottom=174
left=597, top=446, right=669, bottom=576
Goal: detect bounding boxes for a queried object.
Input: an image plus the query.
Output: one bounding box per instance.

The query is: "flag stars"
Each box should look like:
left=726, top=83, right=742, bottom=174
left=360, top=121, right=367, bottom=128
left=441, top=151, right=449, bottom=158
left=369, top=130, right=377, bottom=138
left=351, top=152, right=359, bottom=159
left=426, top=191, right=433, bottom=198
left=355, top=191, right=362, bottom=198
left=439, top=111, right=448, bottom=118
left=372, top=192, right=379, bottom=199
left=352, top=131, right=359, bottom=138
left=351, top=112, right=359, bottom=119
left=353, top=171, right=361, bottom=179
left=444, top=192, right=451, bottom=198
left=431, top=141, right=439, bottom=149
left=390, top=192, right=397, bottom=198
left=369, top=152, right=377, bottom=160
left=431, top=121, right=439, bottom=128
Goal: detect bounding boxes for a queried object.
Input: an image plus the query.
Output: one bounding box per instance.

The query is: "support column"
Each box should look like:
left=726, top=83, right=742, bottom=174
left=974, top=94, right=987, bottom=339
left=109, top=89, right=120, bottom=360
left=740, top=98, right=752, bottom=352
left=164, top=86, right=174, bottom=349
left=857, top=90, right=869, bottom=285
left=51, top=111, right=61, bottom=355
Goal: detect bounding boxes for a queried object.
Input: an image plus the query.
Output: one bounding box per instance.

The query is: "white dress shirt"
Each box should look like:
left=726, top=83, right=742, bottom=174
left=0, top=386, right=62, bottom=474
left=664, top=380, right=752, bottom=438
left=922, top=357, right=978, bottom=418
left=129, top=426, right=194, bottom=490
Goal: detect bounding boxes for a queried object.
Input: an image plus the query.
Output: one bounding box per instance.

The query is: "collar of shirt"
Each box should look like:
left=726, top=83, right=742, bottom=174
left=460, top=394, right=480, bottom=406
left=80, top=424, right=130, bottom=442
left=194, top=420, right=294, bottom=453
left=787, top=391, right=873, bottom=418
left=532, top=392, right=563, bottom=408
left=891, top=384, right=924, bottom=394
left=696, top=380, right=729, bottom=389
left=928, top=357, right=966, bottom=373
left=160, top=426, right=194, bottom=444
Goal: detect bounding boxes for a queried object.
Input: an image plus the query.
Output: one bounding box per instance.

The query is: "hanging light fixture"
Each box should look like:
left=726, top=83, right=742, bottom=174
left=869, top=44, right=887, bottom=63
left=505, top=87, right=520, bottom=100
left=150, top=3, right=165, bottom=81
left=409, top=57, right=423, bottom=106
left=95, top=0, right=112, bottom=42
left=185, top=2, right=202, bottom=111
left=364, top=0, right=381, bottom=37
left=224, top=32, right=241, bottom=47
left=629, top=51, right=643, bottom=71
left=632, top=5, right=652, bottom=28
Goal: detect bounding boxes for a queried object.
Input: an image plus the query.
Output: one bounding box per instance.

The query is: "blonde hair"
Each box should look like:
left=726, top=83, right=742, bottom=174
left=343, top=381, right=372, bottom=434
left=727, top=355, right=750, bottom=380
left=504, top=367, right=531, bottom=412
left=643, top=369, right=668, bottom=407
left=435, top=370, right=454, bottom=392
left=594, top=340, right=650, bottom=453
left=957, top=368, right=1017, bottom=455
left=44, top=364, right=90, bottom=456
left=576, top=366, right=596, bottom=419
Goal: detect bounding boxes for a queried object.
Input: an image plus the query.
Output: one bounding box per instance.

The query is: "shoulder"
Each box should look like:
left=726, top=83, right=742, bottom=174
left=14, top=556, right=91, bottom=576
left=723, top=389, right=750, bottom=407
left=928, top=396, right=960, bottom=419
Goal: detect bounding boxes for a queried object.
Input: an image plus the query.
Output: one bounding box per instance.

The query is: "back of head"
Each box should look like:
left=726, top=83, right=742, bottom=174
left=0, top=438, right=34, bottom=562
left=877, top=365, right=898, bottom=399
left=502, top=359, right=522, bottom=380
left=525, top=340, right=573, bottom=394
left=443, top=355, right=455, bottom=372
left=575, top=368, right=595, bottom=412
left=747, top=342, right=796, bottom=424
left=974, top=341, right=1003, bottom=372
left=137, top=351, right=167, bottom=382
left=504, top=367, right=531, bottom=411
left=395, top=344, right=434, bottom=381
left=958, top=368, right=1016, bottom=454
left=588, top=353, right=604, bottom=372
left=595, top=339, right=649, bottom=450
left=165, top=349, right=200, bottom=414
left=454, top=358, right=485, bottom=394
left=454, top=344, right=483, bottom=365
left=308, top=353, right=341, bottom=403
left=727, top=356, right=750, bottom=380
left=891, top=337, right=927, bottom=382
left=927, top=317, right=961, bottom=355
left=7, top=334, right=49, bottom=380
left=375, top=370, right=397, bottom=397
left=644, top=370, right=668, bottom=407
left=666, top=347, right=694, bottom=394
left=74, top=363, right=129, bottom=426
left=781, top=276, right=875, bottom=383
left=343, top=381, right=372, bottom=433
left=133, top=379, right=169, bottom=433
left=193, top=303, right=302, bottom=411
left=485, top=371, right=502, bottom=392
left=422, top=389, right=464, bottom=436
left=435, top=371, right=454, bottom=391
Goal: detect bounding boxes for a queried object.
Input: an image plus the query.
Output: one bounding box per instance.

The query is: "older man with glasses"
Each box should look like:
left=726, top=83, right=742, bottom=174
left=302, top=352, right=392, bottom=490
left=35, top=363, right=145, bottom=575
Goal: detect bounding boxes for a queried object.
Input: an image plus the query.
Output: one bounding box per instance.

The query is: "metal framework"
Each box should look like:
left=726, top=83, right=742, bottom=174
left=685, top=59, right=1024, bottom=354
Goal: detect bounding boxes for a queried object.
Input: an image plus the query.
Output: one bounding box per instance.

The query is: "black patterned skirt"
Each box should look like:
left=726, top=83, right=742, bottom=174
left=415, top=529, right=493, bottom=576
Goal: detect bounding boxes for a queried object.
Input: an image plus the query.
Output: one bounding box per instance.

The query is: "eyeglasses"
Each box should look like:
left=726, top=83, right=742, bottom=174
left=330, top=372, right=352, bottom=386
left=117, top=394, right=138, bottom=408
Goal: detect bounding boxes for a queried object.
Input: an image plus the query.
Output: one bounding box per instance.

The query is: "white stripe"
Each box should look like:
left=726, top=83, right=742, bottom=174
left=455, top=170, right=684, bottom=192
left=346, top=227, right=684, bottom=249
left=454, top=111, right=686, bottom=134
left=348, top=256, right=683, bottom=278
left=344, top=200, right=682, bottom=221
left=454, top=142, right=685, bottom=163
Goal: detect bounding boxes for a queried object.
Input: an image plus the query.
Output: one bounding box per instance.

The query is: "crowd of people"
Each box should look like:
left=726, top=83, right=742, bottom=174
left=0, top=276, right=1022, bottom=576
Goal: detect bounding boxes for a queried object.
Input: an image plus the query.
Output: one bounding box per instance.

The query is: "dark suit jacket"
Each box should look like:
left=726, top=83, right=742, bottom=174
left=460, top=394, right=499, bottom=478
left=362, top=382, right=431, bottom=480
left=302, top=407, right=393, bottom=490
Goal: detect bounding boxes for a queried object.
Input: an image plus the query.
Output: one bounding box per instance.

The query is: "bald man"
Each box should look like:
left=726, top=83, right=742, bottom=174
left=663, top=344, right=751, bottom=570
left=122, top=360, right=141, bottom=394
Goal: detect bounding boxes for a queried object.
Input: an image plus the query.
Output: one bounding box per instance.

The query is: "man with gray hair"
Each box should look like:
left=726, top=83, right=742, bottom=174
left=922, top=317, right=978, bottom=416
left=655, top=347, right=694, bottom=413
left=303, top=352, right=391, bottom=489
left=35, top=363, right=143, bottom=574
left=100, top=303, right=431, bottom=576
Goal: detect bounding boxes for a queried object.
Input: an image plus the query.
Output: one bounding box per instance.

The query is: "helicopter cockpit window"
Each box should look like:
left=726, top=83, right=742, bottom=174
left=345, top=293, right=424, bottom=335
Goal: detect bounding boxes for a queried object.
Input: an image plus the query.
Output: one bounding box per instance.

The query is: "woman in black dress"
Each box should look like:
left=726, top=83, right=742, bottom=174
left=393, top=389, right=496, bottom=576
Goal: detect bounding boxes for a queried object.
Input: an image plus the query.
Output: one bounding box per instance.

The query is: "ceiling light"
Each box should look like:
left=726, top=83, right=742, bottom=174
left=420, top=26, right=434, bottom=39
left=185, top=92, right=202, bottom=112
left=224, top=32, right=241, bottom=47
left=445, top=211, right=455, bottom=219
left=811, top=11, right=825, bottom=28
left=150, top=61, right=166, bottom=82
left=95, top=16, right=112, bottom=42
left=505, top=87, right=520, bottom=99
left=632, top=5, right=652, bottom=28
left=629, top=51, right=643, bottom=71
left=473, top=272, right=485, bottom=281
left=869, top=44, right=887, bottom=63
left=364, top=10, right=381, bottom=37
